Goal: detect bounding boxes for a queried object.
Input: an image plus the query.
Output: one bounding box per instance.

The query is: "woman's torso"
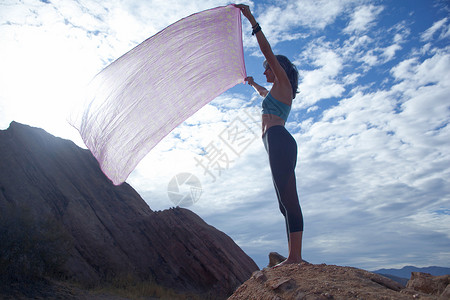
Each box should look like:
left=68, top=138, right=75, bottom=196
left=262, top=114, right=285, bottom=135
left=261, top=91, right=291, bottom=135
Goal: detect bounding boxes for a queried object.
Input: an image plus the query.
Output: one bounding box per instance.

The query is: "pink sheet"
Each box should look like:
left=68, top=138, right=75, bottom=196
left=72, top=5, right=246, bottom=185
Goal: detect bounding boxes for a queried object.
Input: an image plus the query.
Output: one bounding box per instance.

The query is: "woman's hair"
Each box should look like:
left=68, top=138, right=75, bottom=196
left=264, top=55, right=299, bottom=98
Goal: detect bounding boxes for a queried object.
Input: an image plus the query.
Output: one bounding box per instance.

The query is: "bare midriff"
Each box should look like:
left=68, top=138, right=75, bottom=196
left=262, top=113, right=286, bottom=136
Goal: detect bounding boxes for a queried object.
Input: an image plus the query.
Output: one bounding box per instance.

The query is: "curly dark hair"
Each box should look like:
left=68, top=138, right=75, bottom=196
left=263, top=55, right=299, bottom=99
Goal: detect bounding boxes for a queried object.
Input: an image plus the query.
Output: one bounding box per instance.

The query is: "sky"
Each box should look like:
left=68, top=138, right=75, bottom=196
left=1, top=0, right=449, bottom=271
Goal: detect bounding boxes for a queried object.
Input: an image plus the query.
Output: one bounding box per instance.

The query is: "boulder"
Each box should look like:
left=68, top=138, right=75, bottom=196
left=405, top=272, right=449, bottom=297
left=0, top=122, right=258, bottom=298
left=229, top=262, right=438, bottom=300
left=268, top=252, right=286, bottom=267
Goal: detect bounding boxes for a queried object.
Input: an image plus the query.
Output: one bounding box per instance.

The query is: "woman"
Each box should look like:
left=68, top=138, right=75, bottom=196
left=235, top=4, right=303, bottom=267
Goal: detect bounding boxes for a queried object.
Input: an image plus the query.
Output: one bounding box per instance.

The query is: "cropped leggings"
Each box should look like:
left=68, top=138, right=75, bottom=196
left=263, top=125, right=303, bottom=239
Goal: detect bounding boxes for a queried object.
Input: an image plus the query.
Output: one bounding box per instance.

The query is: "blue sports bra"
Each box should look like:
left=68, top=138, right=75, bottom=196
left=261, top=92, right=291, bottom=121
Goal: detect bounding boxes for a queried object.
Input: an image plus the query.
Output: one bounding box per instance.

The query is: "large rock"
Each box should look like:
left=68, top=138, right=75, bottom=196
left=228, top=263, right=443, bottom=300
left=405, top=272, right=450, bottom=297
left=0, top=122, right=258, bottom=298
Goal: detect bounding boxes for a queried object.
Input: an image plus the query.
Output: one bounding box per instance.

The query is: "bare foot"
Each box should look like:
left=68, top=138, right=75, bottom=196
left=272, top=257, right=302, bottom=268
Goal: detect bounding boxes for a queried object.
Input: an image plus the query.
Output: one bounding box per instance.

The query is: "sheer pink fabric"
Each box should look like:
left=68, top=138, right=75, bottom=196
left=72, top=5, right=246, bottom=185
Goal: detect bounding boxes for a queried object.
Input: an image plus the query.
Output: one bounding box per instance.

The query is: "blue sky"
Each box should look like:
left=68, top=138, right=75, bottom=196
left=1, top=0, right=449, bottom=271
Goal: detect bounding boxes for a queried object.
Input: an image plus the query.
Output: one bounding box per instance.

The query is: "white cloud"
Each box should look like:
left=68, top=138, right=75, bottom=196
left=391, top=49, right=450, bottom=88
left=306, top=105, right=319, bottom=113
left=381, top=43, right=402, bottom=62
left=294, top=46, right=450, bottom=268
left=343, top=23, right=405, bottom=67
left=297, top=44, right=345, bottom=106
left=1, top=0, right=449, bottom=270
left=0, top=1, right=117, bottom=139
left=343, top=4, right=384, bottom=34
left=0, top=0, right=229, bottom=139
left=421, top=17, right=449, bottom=41
left=245, top=0, right=358, bottom=46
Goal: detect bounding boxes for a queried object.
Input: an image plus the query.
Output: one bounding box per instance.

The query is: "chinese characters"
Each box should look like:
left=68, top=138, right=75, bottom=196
left=194, top=106, right=261, bottom=182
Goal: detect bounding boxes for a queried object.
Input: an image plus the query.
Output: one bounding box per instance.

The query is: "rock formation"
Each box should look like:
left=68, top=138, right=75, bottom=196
left=229, top=254, right=449, bottom=299
left=0, top=122, right=258, bottom=298
left=405, top=272, right=450, bottom=298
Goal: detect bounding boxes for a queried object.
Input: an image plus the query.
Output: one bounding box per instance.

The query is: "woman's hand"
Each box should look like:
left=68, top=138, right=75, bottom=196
left=234, top=4, right=257, bottom=26
left=245, top=76, right=255, bottom=86
left=245, top=76, right=269, bottom=97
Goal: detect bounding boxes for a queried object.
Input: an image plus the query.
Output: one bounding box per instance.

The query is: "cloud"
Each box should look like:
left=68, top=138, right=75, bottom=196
left=294, top=44, right=450, bottom=268
left=297, top=43, right=345, bottom=106
left=0, top=0, right=229, bottom=139
left=244, top=0, right=359, bottom=46
left=1, top=0, right=449, bottom=270
left=233, top=2, right=449, bottom=268
left=291, top=5, right=413, bottom=109
left=391, top=49, right=450, bottom=89
left=381, top=43, right=402, bottom=62
left=130, top=41, right=450, bottom=269
left=0, top=1, right=118, bottom=139
left=421, top=17, right=449, bottom=41
left=343, top=4, right=384, bottom=34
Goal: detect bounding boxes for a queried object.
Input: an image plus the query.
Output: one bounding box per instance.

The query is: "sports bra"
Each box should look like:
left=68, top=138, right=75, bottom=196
left=261, top=92, right=291, bottom=121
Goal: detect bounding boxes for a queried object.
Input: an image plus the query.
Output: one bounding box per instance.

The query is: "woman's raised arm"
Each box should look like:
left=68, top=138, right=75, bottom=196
left=235, top=4, right=292, bottom=99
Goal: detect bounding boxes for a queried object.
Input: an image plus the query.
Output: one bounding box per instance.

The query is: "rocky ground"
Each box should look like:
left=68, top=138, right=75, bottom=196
left=0, top=280, right=133, bottom=300
left=0, top=279, right=200, bottom=300
left=228, top=254, right=450, bottom=300
left=2, top=259, right=449, bottom=300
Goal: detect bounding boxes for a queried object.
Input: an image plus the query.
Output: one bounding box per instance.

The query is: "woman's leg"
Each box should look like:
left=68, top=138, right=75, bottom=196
left=281, top=172, right=303, bottom=265
left=286, top=231, right=303, bottom=264
left=265, top=126, right=303, bottom=266
left=274, top=182, right=290, bottom=241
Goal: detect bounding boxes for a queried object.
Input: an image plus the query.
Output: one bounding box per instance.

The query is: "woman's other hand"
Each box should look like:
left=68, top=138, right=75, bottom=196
left=234, top=4, right=256, bottom=25
left=245, top=76, right=255, bottom=86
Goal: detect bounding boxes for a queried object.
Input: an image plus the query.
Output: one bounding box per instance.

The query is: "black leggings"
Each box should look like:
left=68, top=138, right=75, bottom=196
left=263, top=125, right=303, bottom=239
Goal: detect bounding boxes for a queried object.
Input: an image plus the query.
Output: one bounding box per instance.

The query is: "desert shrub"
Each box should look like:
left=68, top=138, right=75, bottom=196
left=0, top=203, right=72, bottom=283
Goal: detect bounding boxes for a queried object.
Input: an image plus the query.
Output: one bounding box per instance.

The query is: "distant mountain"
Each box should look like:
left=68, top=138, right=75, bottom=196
left=373, top=266, right=450, bottom=285
left=0, top=122, right=259, bottom=298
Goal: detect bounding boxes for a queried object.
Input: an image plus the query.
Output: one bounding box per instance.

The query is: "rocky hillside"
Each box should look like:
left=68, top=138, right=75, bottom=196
left=0, top=121, right=258, bottom=298
left=228, top=261, right=450, bottom=300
